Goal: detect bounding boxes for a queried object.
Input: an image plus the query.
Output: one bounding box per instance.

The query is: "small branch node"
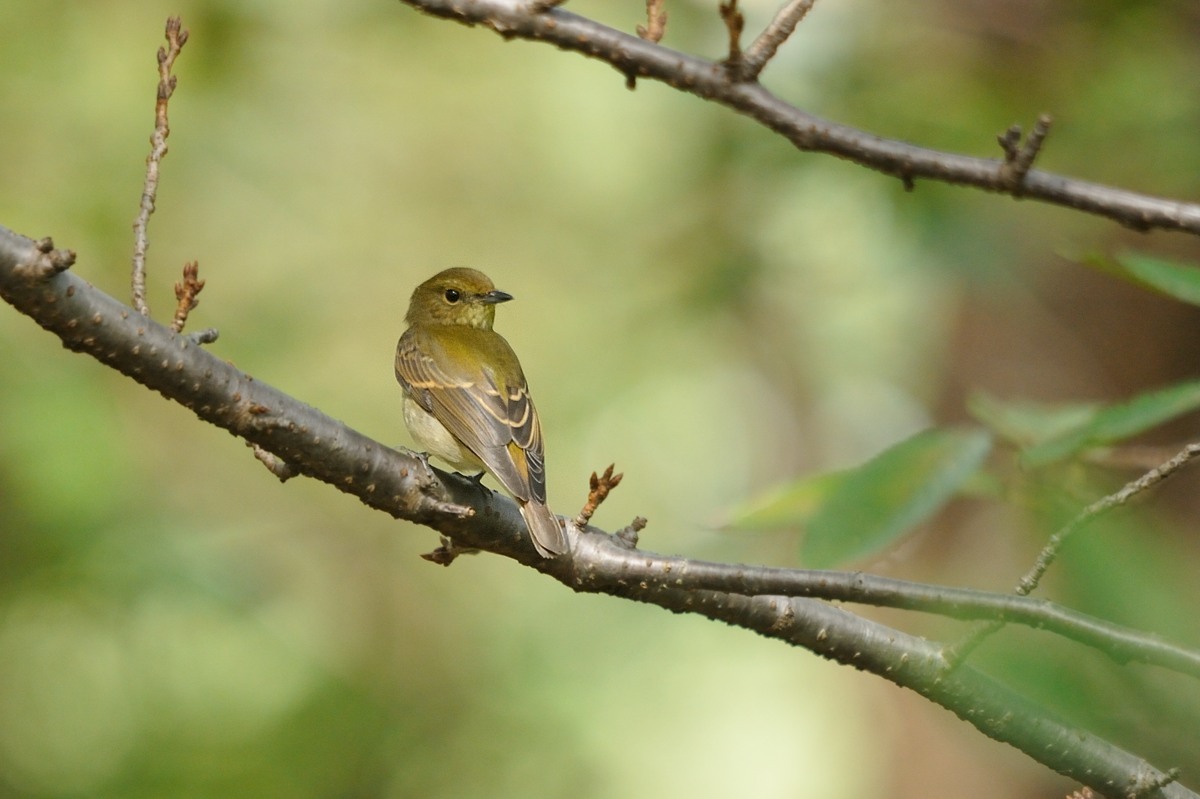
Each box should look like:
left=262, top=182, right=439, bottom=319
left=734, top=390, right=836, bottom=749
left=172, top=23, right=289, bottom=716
left=250, top=443, right=298, bottom=482
left=1130, top=767, right=1181, bottom=797
left=636, top=0, right=667, bottom=44
left=997, top=114, right=1053, bottom=196
left=615, top=516, right=647, bottom=548
left=420, top=535, right=481, bottom=566
left=528, top=0, right=567, bottom=10
left=26, top=238, right=77, bottom=278
left=741, top=0, right=817, bottom=81
left=170, top=260, right=205, bottom=333
left=574, top=463, right=624, bottom=528
left=187, top=327, right=220, bottom=345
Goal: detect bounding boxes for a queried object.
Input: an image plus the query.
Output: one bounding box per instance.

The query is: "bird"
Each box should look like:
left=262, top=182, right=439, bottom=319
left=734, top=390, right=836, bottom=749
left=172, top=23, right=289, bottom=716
left=395, top=267, right=568, bottom=558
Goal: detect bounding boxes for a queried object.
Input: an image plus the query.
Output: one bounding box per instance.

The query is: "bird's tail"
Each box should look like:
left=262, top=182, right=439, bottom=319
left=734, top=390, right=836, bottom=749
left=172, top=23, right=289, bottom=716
left=520, top=500, right=568, bottom=558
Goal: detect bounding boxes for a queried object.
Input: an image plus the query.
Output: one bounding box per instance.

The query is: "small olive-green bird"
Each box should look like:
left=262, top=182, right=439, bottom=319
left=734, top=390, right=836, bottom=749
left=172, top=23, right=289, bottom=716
left=395, top=267, right=568, bottom=558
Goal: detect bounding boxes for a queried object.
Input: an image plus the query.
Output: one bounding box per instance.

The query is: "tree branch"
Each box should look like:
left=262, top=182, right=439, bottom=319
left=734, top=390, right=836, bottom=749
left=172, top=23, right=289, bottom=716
left=397, top=0, right=1200, bottom=236
left=1, top=223, right=1195, bottom=797
left=131, top=16, right=189, bottom=317
left=740, top=0, right=817, bottom=82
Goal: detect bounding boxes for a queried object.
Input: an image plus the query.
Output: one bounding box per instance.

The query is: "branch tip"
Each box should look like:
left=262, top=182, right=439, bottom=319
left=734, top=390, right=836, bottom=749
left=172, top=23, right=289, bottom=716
left=574, top=463, right=624, bottom=528
left=741, top=0, right=817, bottom=81
left=171, top=260, right=205, bottom=333
left=997, top=114, right=1053, bottom=195
left=718, top=0, right=745, bottom=74
left=636, top=0, right=667, bottom=44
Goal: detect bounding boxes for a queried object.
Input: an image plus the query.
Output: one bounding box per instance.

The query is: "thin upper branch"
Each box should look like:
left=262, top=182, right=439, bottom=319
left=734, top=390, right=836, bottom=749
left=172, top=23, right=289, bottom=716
left=131, top=16, right=189, bottom=317
left=1017, top=441, right=1200, bottom=596
left=398, top=0, right=1200, bottom=236
left=740, top=0, right=817, bottom=81
left=1, top=223, right=1197, bottom=797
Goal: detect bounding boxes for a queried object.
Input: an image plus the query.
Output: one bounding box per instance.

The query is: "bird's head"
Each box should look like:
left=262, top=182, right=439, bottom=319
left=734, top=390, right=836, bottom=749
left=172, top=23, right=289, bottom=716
left=405, top=267, right=513, bottom=329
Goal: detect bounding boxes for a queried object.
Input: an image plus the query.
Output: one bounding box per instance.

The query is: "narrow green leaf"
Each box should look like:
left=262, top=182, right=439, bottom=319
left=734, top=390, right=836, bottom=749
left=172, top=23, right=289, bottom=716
left=967, top=391, right=1099, bottom=447
left=802, top=427, right=993, bottom=568
left=1082, top=252, right=1200, bottom=306
left=1021, top=379, right=1200, bottom=468
left=724, top=470, right=846, bottom=531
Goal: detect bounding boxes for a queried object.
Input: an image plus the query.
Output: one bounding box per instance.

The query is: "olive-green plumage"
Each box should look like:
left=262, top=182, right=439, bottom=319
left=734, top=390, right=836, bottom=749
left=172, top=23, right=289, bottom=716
left=395, top=267, right=567, bottom=558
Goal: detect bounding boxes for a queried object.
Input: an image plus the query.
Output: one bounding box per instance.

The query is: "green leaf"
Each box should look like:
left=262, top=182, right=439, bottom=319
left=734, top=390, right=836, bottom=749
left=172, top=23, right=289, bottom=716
left=1021, top=379, right=1200, bottom=468
left=968, top=391, right=1100, bottom=447
left=1082, top=251, right=1200, bottom=306
left=801, top=427, right=993, bottom=568
left=724, top=470, right=847, bottom=531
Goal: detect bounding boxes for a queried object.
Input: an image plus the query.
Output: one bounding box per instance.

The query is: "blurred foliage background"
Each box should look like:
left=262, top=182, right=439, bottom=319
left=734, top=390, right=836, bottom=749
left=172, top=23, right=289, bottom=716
left=2, top=0, right=1200, bottom=797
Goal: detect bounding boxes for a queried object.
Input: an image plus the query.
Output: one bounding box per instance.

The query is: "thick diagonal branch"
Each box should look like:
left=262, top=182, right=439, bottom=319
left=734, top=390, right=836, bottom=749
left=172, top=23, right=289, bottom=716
left=2, top=223, right=1197, bottom=797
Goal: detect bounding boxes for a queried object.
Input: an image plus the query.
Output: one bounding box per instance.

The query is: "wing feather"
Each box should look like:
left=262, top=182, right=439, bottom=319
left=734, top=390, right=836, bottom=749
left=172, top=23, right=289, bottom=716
left=395, top=327, right=546, bottom=503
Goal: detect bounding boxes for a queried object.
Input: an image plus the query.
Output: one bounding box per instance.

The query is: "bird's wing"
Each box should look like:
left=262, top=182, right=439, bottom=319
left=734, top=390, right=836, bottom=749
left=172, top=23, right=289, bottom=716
left=395, top=328, right=546, bottom=503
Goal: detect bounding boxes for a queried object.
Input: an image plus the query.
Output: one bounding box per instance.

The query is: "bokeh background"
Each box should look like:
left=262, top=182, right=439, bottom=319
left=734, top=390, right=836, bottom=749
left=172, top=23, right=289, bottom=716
left=3, top=1, right=1200, bottom=797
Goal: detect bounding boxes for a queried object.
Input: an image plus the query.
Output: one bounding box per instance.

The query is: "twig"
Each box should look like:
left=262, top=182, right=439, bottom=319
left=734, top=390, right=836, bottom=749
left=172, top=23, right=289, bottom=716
left=170, top=261, right=205, bottom=333
left=998, top=114, right=1053, bottom=195
left=574, top=464, right=623, bottom=528
left=635, top=0, right=667, bottom=44
left=395, top=0, right=1200, bottom=236
left=1018, top=441, right=1200, bottom=596
left=131, top=16, right=189, bottom=318
left=718, top=0, right=744, bottom=74
left=944, top=441, right=1200, bottom=669
left=740, top=0, right=817, bottom=81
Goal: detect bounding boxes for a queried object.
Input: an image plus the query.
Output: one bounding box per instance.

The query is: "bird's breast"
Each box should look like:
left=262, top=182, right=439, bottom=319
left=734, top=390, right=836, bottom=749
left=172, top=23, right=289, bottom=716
left=401, top=393, right=486, bottom=473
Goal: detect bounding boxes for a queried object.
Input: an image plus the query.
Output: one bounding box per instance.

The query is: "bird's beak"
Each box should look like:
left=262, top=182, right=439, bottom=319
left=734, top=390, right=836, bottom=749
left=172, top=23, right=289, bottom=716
left=480, top=290, right=514, bottom=304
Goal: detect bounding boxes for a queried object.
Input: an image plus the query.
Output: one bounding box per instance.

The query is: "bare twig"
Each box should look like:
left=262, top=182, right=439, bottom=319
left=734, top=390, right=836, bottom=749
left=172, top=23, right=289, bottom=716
left=397, top=0, right=1200, bottom=236
left=740, top=0, right=817, bottom=81
left=718, top=0, right=744, bottom=73
left=131, top=16, right=189, bottom=318
left=944, top=441, right=1200, bottom=668
left=170, top=261, right=205, bottom=333
left=998, top=114, right=1053, bottom=195
left=574, top=464, right=623, bottom=528
left=1017, top=441, right=1200, bottom=596
left=635, top=0, right=667, bottom=44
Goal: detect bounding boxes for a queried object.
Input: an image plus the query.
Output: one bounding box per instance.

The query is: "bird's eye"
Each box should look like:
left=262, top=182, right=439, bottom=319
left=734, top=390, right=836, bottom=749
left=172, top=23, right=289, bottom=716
left=444, top=289, right=461, bottom=304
